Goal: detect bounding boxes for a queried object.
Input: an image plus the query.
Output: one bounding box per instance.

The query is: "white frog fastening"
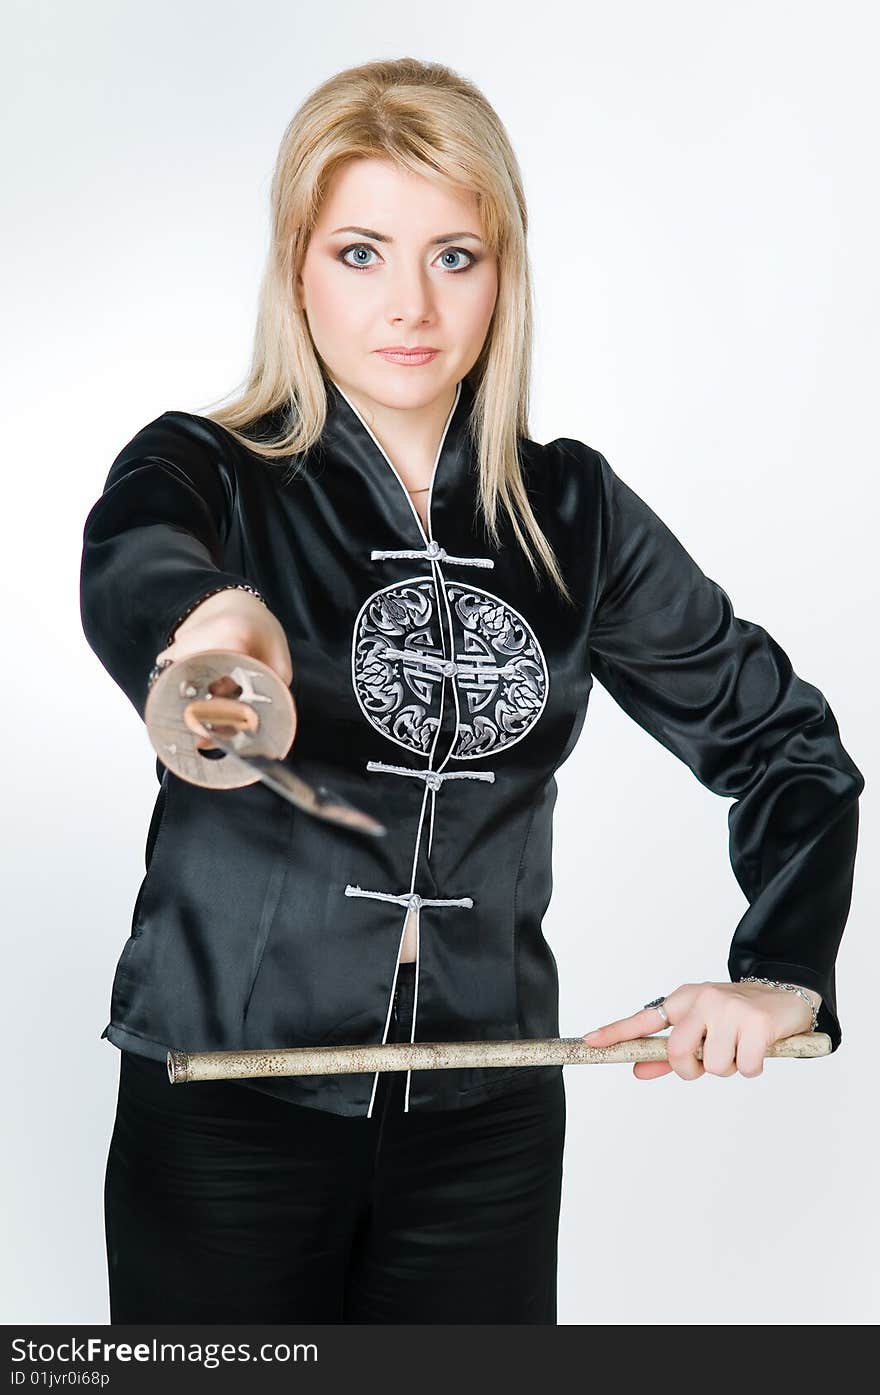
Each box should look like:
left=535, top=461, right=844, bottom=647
left=371, top=544, right=494, bottom=567
left=344, top=885, right=474, bottom=911
left=365, top=761, right=496, bottom=788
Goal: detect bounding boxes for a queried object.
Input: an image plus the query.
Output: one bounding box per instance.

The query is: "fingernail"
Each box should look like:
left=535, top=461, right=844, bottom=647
left=583, top=1030, right=601, bottom=1041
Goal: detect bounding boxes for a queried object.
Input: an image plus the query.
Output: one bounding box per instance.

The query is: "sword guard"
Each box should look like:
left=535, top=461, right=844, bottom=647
left=145, top=649, right=296, bottom=789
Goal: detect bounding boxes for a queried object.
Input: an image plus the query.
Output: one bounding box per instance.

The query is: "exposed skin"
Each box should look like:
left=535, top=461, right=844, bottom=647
left=295, top=155, right=499, bottom=509
left=583, top=980, right=819, bottom=1081
left=155, top=159, right=821, bottom=1059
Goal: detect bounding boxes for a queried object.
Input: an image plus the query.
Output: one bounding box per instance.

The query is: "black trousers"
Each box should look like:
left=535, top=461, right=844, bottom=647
left=104, top=962, right=566, bottom=1323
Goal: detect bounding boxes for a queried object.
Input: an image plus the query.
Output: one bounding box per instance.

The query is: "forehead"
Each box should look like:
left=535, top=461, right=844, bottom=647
left=316, top=157, right=481, bottom=233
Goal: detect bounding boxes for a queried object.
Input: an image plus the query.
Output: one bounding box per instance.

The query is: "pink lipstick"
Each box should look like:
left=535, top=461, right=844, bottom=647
left=374, top=348, right=440, bottom=366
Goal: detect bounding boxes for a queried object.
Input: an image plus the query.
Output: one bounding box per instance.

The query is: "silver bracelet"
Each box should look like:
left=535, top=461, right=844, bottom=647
left=738, top=976, right=820, bottom=1032
left=147, top=583, right=268, bottom=689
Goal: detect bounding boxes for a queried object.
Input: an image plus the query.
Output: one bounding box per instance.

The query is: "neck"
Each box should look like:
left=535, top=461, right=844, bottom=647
left=328, top=376, right=459, bottom=483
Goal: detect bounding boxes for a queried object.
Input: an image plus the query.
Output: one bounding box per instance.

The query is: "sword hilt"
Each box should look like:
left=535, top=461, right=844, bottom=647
left=182, top=695, right=261, bottom=747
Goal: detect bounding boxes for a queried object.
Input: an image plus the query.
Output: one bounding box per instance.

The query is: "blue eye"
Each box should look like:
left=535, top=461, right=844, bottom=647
left=436, top=247, right=475, bottom=272
left=340, top=244, right=379, bottom=270
left=338, top=243, right=477, bottom=273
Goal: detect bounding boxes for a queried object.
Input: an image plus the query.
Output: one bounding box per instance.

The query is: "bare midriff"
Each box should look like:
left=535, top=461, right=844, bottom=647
left=400, top=905, right=418, bottom=963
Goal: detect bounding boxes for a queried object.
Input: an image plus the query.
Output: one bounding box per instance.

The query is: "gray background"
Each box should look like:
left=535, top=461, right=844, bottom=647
left=3, top=0, right=876, bottom=1324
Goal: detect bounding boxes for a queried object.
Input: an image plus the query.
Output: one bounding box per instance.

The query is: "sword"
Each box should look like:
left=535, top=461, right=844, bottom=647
left=144, top=648, right=386, bottom=837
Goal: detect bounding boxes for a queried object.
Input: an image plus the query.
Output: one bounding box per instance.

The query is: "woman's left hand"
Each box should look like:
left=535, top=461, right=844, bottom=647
left=581, top=980, right=817, bottom=1081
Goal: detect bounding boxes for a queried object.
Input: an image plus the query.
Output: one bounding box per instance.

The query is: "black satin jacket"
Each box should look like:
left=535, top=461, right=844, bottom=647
left=79, top=373, right=865, bottom=1116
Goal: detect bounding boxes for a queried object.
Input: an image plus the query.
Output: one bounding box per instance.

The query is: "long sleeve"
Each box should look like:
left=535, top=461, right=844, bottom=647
left=80, top=411, right=256, bottom=721
left=587, top=451, right=865, bottom=1051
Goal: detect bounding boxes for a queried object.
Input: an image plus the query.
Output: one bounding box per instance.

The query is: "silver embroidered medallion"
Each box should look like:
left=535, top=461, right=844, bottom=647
left=351, top=575, right=549, bottom=758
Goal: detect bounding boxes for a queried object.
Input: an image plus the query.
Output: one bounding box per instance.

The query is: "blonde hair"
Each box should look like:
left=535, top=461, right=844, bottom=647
left=201, top=56, right=573, bottom=604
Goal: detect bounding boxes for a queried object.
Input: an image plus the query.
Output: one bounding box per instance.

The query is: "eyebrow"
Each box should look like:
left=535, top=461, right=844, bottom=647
left=329, top=225, right=484, bottom=245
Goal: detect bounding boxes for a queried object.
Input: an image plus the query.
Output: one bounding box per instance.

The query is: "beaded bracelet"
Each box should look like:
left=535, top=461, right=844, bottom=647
left=146, top=583, right=268, bottom=690
left=738, top=976, right=820, bottom=1032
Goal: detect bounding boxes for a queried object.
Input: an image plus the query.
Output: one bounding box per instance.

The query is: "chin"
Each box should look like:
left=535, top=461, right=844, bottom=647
left=362, top=360, right=457, bottom=409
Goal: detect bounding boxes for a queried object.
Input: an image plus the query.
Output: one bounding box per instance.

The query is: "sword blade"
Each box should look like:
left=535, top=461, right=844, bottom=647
left=203, top=733, right=386, bottom=837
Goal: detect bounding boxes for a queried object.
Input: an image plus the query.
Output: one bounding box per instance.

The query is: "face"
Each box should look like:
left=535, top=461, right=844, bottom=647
left=296, top=157, right=498, bottom=416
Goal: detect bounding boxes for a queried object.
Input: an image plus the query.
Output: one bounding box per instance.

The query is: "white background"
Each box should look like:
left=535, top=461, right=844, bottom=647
left=3, top=0, right=876, bottom=1325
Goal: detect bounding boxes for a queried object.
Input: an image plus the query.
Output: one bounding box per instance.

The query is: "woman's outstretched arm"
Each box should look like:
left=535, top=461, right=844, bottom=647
left=79, top=411, right=265, bottom=721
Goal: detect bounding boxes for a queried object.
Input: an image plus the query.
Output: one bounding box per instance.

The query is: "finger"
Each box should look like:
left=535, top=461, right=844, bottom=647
left=735, top=1027, right=769, bottom=1079
left=700, top=1020, right=739, bottom=1078
left=633, top=1060, right=672, bottom=1080
left=241, top=628, right=293, bottom=687
left=583, top=1005, right=670, bottom=1045
left=268, top=640, right=294, bottom=688
left=665, top=1016, right=706, bottom=1080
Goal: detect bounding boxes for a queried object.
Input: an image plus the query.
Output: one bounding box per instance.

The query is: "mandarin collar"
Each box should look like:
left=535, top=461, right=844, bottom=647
left=319, top=373, right=476, bottom=550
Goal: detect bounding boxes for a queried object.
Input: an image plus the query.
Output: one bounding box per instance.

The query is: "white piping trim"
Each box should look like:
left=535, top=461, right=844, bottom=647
left=363, top=680, right=447, bottom=1119
left=328, top=377, right=461, bottom=548
left=366, top=918, right=407, bottom=1121
left=332, top=376, right=473, bottom=1116
left=404, top=910, right=421, bottom=1112
left=365, top=770, right=433, bottom=1120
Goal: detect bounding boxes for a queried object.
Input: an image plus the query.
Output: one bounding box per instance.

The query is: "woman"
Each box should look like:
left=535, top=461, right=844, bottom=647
left=80, top=57, right=864, bottom=1324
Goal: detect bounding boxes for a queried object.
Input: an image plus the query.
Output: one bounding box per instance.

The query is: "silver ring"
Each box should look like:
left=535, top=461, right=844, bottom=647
left=643, top=994, right=669, bottom=1026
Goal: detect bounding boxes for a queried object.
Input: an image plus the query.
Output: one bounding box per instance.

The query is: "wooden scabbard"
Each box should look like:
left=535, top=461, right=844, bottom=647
left=167, top=1032, right=831, bottom=1083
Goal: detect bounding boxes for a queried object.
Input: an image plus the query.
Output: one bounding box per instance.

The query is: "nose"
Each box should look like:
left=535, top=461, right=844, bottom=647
left=385, top=262, right=435, bottom=325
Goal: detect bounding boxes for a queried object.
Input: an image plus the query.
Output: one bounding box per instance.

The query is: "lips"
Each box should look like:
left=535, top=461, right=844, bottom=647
left=375, top=347, right=440, bottom=365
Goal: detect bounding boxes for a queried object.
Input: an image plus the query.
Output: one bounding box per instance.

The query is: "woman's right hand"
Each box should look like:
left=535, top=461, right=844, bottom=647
left=153, top=588, right=293, bottom=748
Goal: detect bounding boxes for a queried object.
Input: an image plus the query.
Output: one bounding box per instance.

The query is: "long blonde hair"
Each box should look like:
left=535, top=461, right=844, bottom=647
left=201, top=56, right=573, bottom=605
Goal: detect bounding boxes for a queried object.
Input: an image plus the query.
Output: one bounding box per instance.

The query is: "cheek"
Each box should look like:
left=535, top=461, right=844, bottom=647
left=303, top=265, right=369, bottom=343
left=465, top=272, right=499, bottom=340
